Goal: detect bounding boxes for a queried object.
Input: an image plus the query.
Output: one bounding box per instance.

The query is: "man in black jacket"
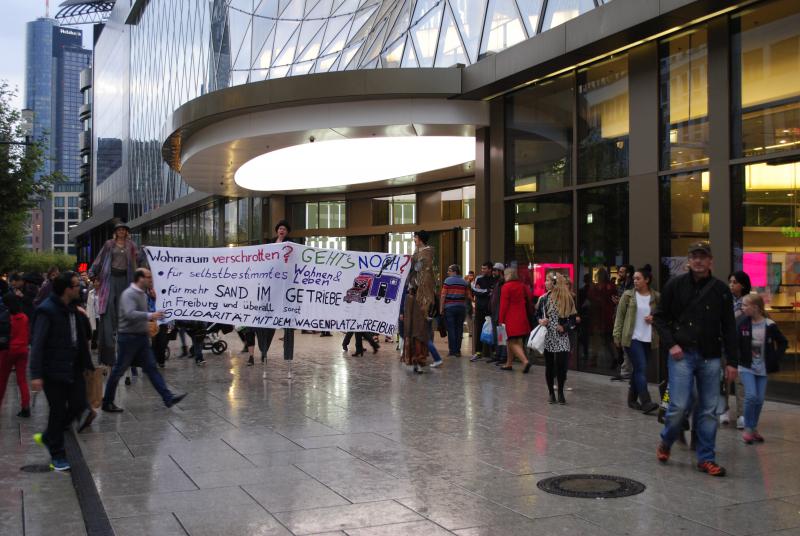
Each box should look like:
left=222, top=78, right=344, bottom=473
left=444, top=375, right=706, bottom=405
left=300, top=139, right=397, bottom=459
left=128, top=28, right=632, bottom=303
left=470, top=261, right=496, bottom=362
left=653, top=242, right=739, bottom=477
left=29, top=272, right=95, bottom=471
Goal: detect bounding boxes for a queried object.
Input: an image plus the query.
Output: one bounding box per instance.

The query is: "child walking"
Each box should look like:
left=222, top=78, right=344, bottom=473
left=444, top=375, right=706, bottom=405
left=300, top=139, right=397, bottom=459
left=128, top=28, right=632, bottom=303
left=736, top=294, right=788, bottom=444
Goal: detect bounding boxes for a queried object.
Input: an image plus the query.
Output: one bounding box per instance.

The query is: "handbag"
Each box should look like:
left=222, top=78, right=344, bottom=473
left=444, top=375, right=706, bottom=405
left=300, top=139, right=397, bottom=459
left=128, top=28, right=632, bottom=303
left=84, top=367, right=105, bottom=410
left=527, top=324, right=546, bottom=354
left=437, top=317, right=447, bottom=338
left=496, top=324, right=508, bottom=346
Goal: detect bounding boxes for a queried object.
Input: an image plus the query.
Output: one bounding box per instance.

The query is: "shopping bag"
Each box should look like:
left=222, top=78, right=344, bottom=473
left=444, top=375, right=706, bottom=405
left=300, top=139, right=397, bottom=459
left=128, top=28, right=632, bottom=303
left=84, top=367, right=105, bottom=410
left=496, top=324, right=508, bottom=346
left=526, top=325, right=546, bottom=354
left=480, top=316, right=494, bottom=345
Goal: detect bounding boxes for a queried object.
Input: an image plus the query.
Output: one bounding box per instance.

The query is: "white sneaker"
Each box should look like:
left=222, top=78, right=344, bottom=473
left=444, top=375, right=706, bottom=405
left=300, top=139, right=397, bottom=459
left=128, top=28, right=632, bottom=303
left=737, top=416, right=745, bottom=430
left=719, top=411, right=730, bottom=425
left=431, top=360, right=442, bottom=368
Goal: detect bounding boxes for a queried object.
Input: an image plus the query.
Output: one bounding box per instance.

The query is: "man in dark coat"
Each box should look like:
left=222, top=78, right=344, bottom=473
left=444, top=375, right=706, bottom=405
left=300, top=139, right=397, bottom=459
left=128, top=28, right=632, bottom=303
left=29, top=271, right=95, bottom=471
left=653, top=242, right=739, bottom=477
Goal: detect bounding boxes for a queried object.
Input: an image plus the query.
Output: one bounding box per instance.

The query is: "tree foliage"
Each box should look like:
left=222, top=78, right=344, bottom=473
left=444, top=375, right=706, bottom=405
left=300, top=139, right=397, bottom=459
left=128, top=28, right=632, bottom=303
left=13, top=250, right=78, bottom=274
left=0, top=81, right=64, bottom=271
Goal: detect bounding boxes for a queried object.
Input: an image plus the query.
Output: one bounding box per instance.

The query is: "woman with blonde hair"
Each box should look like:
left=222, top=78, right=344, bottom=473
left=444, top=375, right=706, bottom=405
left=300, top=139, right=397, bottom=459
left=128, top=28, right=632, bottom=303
left=539, top=273, right=576, bottom=403
left=498, top=267, right=532, bottom=373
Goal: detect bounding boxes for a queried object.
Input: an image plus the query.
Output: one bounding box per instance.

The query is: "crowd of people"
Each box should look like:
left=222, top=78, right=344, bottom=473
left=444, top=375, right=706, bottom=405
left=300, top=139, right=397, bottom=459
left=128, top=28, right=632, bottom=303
left=393, top=234, right=788, bottom=476
left=0, top=223, right=789, bottom=477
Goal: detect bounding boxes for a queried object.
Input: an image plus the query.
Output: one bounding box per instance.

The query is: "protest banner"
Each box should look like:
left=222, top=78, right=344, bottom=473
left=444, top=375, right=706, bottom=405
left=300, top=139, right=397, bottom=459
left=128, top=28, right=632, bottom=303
left=144, top=243, right=411, bottom=336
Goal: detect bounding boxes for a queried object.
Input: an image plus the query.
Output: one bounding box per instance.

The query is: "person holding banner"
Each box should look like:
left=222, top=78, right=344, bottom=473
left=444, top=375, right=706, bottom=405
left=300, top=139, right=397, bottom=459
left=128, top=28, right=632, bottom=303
left=402, top=230, right=436, bottom=374
left=89, top=221, right=140, bottom=367
left=249, top=220, right=296, bottom=368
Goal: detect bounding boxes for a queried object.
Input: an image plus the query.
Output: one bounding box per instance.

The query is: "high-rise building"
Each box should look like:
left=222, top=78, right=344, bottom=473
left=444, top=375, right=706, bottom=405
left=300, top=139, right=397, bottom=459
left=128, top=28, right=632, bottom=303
left=24, top=19, right=91, bottom=254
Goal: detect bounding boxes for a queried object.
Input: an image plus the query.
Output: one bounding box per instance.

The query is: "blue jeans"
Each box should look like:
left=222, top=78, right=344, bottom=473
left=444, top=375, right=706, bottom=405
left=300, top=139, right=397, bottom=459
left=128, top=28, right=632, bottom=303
left=427, top=322, right=442, bottom=363
left=444, top=307, right=466, bottom=355
left=627, top=340, right=650, bottom=395
left=740, top=369, right=767, bottom=431
left=103, top=333, right=174, bottom=406
left=660, top=349, right=721, bottom=462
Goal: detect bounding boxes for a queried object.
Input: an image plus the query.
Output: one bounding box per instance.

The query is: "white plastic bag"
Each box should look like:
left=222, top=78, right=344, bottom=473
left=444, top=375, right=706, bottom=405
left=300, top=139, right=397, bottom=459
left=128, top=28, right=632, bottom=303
left=480, top=316, right=494, bottom=345
left=496, top=324, right=508, bottom=346
left=527, top=325, right=546, bottom=354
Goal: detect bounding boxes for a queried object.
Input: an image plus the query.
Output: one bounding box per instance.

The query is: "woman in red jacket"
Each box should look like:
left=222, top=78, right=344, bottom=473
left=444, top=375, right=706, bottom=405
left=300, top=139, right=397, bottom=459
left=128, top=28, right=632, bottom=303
left=0, top=294, right=31, bottom=417
left=499, top=267, right=532, bottom=373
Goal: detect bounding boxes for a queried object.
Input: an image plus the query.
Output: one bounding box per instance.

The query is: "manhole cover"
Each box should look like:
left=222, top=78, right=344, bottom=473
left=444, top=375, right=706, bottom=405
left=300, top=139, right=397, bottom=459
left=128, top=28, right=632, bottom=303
left=20, top=464, right=53, bottom=473
left=537, top=474, right=645, bottom=498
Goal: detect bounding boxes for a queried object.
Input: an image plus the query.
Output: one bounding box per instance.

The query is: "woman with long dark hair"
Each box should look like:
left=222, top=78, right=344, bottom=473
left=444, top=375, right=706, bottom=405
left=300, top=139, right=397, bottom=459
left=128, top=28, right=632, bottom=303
left=612, top=264, right=660, bottom=414
left=721, top=270, right=751, bottom=428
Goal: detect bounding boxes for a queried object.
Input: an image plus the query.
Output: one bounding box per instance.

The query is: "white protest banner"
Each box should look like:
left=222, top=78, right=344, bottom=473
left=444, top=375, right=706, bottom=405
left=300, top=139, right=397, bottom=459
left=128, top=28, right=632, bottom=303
left=144, top=243, right=411, bottom=336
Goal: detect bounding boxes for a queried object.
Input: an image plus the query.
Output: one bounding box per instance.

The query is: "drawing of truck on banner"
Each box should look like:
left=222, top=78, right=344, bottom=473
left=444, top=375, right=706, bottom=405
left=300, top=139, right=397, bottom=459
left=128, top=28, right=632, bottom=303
left=344, top=271, right=401, bottom=304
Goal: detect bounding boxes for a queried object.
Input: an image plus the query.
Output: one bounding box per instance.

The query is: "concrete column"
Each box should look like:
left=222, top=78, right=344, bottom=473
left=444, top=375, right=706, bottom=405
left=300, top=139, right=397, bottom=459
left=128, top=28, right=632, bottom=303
left=488, top=99, right=505, bottom=263
left=707, top=16, right=732, bottom=277
left=627, top=42, right=661, bottom=285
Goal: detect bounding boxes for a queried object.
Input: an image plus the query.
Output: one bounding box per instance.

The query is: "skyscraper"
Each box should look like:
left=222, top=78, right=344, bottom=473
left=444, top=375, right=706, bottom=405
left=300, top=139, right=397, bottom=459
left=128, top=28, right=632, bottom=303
left=24, top=19, right=91, bottom=254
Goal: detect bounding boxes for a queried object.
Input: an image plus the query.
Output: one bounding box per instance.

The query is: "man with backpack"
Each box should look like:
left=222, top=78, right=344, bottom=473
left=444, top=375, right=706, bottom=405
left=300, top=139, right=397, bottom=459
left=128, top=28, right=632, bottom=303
left=653, top=242, right=739, bottom=477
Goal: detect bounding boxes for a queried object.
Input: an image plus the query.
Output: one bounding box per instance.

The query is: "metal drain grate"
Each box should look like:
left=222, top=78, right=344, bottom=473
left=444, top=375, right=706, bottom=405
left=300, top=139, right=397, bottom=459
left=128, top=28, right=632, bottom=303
left=537, top=474, right=646, bottom=499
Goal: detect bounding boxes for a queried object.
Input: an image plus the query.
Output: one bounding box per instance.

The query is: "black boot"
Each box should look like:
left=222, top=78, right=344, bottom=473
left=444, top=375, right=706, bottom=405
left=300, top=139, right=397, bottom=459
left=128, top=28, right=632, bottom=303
left=180, top=345, right=189, bottom=357
left=247, top=355, right=255, bottom=366
left=639, top=390, right=659, bottom=414
left=628, top=388, right=642, bottom=410
left=548, top=390, right=556, bottom=404
left=557, top=389, right=566, bottom=405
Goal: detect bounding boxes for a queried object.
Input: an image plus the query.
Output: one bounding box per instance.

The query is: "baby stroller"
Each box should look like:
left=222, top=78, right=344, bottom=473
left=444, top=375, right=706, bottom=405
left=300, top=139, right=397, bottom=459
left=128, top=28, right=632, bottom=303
left=183, top=322, right=233, bottom=355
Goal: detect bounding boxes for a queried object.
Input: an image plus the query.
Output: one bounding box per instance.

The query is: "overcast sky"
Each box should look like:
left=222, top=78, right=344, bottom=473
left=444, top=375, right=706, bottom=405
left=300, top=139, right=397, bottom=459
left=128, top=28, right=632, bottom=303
left=1, top=0, right=94, bottom=109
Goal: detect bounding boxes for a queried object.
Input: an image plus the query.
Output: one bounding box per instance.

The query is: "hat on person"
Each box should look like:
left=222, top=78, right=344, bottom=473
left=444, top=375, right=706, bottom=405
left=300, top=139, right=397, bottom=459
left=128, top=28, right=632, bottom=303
left=113, top=220, right=130, bottom=232
left=687, top=241, right=712, bottom=256
left=274, top=219, right=291, bottom=233
left=493, top=262, right=505, bottom=271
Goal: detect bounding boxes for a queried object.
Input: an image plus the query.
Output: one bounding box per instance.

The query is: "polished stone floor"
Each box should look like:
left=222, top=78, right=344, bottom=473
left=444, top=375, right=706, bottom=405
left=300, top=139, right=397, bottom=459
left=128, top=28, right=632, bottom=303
left=2, top=332, right=800, bottom=535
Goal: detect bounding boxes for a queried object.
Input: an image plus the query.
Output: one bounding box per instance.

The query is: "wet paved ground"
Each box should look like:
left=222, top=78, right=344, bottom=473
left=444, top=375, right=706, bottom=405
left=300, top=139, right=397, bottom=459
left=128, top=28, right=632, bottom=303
left=2, top=332, right=800, bottom=535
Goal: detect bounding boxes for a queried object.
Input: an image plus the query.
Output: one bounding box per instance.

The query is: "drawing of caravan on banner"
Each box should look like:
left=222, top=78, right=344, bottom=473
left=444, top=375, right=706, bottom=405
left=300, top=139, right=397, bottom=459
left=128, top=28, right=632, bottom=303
left=344, top=271, right=402, bottom=304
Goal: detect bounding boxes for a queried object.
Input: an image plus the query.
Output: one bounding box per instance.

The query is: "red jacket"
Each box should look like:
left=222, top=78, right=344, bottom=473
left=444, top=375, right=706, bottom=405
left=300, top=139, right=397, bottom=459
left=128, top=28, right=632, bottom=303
left=9, top=312, right=29, bottom=354
left=499, top=280, right=532, bottom=338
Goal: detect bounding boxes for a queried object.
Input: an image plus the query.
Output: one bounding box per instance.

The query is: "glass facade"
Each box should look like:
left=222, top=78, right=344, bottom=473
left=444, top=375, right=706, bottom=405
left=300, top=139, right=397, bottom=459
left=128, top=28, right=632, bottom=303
left=730, top=0, right=800, bottom=400
left=506, top=74, right=574, bottom=193
left=441, top=186, right=475, bottom=220
left=87, top=0, right=607, bottom=228
left=732, top=0, right=800, bottom=158
left=373, top=194, right=416, bottom=225
left=291, top=201, right=347, bottom=231
left=660, top=171, right=709, bottom=284
left=577, top=55, right=629, bottom=183
left=732, top=160, right=800, bottom=399
left=660, top=28, right=709, bottom=170
left=505, top=54, right=631, bottom=377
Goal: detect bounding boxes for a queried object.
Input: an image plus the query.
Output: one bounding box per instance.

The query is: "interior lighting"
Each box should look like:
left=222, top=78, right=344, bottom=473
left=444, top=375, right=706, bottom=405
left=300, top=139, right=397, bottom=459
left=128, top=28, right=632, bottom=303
left=235, top=136, right=475, bottom=191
